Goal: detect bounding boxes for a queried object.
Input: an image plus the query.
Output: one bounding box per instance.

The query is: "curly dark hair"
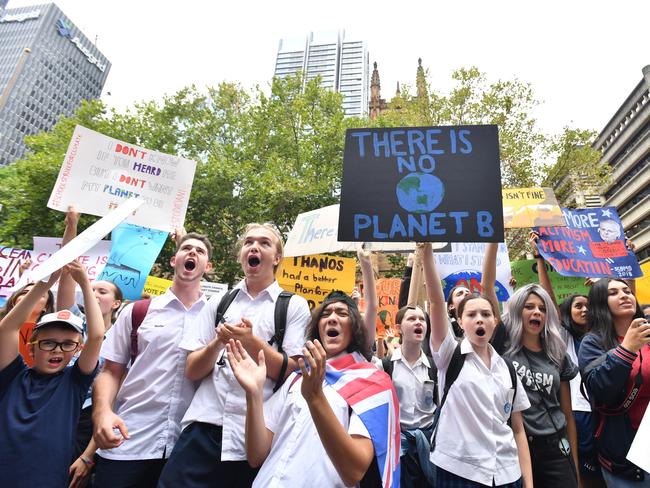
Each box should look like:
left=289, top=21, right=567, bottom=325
left=305, top=294, right=372, bottom=361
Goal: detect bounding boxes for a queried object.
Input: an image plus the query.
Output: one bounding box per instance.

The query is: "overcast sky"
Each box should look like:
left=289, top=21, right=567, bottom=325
left=7, top=0, right=650, bottom=136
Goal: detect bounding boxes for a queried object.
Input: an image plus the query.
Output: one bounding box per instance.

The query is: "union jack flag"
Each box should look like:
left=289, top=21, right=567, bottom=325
left=325, top=352, right=401, bottom=488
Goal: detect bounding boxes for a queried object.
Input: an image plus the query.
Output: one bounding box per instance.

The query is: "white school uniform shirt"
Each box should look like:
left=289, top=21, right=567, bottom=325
left=97, top=289, right=207, bottom=460
left=430, top=333, right=530, bottom=486
left=386, top=349, right=436, bottom=430
left=253, top=370, right=370, bottom=487
left=566, top=334, right=591, bottom=412
left=179, top=279, right=311, bottom=461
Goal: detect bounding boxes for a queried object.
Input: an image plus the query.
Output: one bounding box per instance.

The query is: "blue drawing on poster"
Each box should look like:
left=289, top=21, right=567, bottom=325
left=442, top=270, right=510, bottom=302
left=98, top=223, right=168, bottom=300
left=395, top=172, right=444, bottom=213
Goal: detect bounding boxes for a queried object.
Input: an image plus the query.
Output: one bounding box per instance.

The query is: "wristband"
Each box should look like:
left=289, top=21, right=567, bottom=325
left=80, top=456, right=95, bottom=467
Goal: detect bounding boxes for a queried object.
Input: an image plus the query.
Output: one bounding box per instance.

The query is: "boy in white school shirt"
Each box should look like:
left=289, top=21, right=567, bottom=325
left=158, top=223, right=311, bottom=488
left=92, top=233, right=213, bottom=488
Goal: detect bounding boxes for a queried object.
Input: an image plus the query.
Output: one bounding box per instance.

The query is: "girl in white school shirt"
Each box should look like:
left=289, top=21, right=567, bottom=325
left=422, top=243, right=533, bottom=488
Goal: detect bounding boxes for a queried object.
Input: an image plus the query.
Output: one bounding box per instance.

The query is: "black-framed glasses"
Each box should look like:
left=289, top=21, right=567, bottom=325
left=31, top=340, right=80, bottom=352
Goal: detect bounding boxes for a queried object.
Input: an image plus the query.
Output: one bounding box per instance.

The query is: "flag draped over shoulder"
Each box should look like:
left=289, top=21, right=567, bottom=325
left=325, top=352, right=401, bottom=488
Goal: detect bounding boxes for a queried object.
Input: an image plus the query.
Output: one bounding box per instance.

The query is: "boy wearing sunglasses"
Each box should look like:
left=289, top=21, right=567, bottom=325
left=0, top=261, right=103, bottom=488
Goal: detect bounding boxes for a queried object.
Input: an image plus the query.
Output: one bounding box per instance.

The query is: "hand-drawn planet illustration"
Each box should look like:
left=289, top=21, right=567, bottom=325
left=396, top=172, right=444, bottom=213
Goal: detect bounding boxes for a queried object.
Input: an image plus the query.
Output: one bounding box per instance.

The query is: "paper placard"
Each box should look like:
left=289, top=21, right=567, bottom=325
left=277, top=254, right=355, bottom=309
left=502, top=187, right=565, bottom=228
left=48, top=125, right=196, bottom=232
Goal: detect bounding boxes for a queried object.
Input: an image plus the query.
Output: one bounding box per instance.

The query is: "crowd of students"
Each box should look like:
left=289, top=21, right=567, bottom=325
left=1, top=211, right=649, bottom=488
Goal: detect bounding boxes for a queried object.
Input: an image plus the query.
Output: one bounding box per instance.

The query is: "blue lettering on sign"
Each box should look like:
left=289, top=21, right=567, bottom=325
left=351, top=128, right=473, bottom=159
left=353, top=211, right=495, bottom=240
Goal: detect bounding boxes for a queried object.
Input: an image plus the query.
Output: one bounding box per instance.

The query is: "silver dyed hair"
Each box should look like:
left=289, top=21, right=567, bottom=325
left=504, top=284, right=567, bottom=367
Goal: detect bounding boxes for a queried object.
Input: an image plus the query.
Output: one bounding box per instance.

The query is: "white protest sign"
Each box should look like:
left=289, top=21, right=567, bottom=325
left=47, top=125, right=196, bottom=232
left=0, top=247, right=32, bottom=304
left=200, top=281, right=228, bottom=299
left=32, top=237, right=111, bottom=283
left=284, top=204, right=446, bottom=257
left=627, top=404, right=650, bottom=472
left=434, top=242, right=514, bottom=301
left=25, top=198, right=144, bottom=284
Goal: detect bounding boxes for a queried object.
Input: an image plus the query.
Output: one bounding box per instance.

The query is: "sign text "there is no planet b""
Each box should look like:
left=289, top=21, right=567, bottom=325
left=338, top=126, right=504, bottom=243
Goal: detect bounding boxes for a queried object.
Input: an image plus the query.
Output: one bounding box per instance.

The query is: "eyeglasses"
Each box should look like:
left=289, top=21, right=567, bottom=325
left=31, top=340, right=80, bottom=352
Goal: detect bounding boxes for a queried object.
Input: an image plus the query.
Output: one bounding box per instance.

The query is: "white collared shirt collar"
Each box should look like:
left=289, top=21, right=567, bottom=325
left=391, top=347, right=431, bottom=369
left=235, top=279, right=283, bottom=302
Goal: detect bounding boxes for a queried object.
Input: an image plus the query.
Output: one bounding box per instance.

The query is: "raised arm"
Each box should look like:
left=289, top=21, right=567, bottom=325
left=397, top=253, right=414, bottom=309
left=66, top=260, right=102, bottom=374
left=301, top=340, right=374, bottom=486
left=421, top=242, right=448, bottom=352
left=529, top=231, right=558, bottom=311
left=480, top=243, right=501, bottom=323
left=227, top=340, right=274, bottom=467
left=57, top=207, right=80, bottom=311
left=357, top=243, right=377, bottom=346
left=0, top=272, right=59, bottom=371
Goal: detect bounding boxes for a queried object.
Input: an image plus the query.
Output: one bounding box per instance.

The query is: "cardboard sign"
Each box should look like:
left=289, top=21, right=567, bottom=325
left=284, top=204, right=447, bottom=257
left=502, top=187, right=565, bottom=228
left=277, top=254, right=356, bottom=309
left=143, top=275, right=172, bottom=297
left=200, top=281, right=228, bottom=299
left=47, top=125, right=196, bottom=232
left=637, top=261, right=650, bottom=306
left=434, top=243, right=513, bottom=301
left=374, top=278, right=401, bottom=339
left=338, top=126, right=504, bottom=243
left=97, top=223, right=168, bottom=300
left=0, top=247, right=32, bottom=305
left=510, top=259, right=589, bottom=302
left=537, top=207, right=642, bottom=279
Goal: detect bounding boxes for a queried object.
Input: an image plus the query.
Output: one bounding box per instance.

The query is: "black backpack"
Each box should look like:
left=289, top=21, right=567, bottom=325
left=215, top=289, right=294, bottom=392
left=431, top=342, right=518, bottom=451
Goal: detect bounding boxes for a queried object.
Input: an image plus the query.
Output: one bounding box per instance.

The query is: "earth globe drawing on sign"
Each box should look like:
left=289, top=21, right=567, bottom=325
left=395, top=172, right=444, bottom=213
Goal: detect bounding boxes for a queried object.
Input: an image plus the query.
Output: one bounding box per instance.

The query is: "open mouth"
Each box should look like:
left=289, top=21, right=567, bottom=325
left=248, top=256, right=261, bottom=268
left=530, top=319, right=542, bottom=328
left=184, top=259, right=196, bottom=271
left=326, top=329, right=340, bottom=338
left=48, top=357, right=63, bottom=365
left=476, top=327, right=486, bottom=337
left=414, top=327, right=423, bottom=334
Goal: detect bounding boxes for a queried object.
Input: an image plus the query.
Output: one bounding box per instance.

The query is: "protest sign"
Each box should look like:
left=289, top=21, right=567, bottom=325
left=98, top=222, right=167, bottom=300
left=47, top=125, right=196, bottom=232
left=284, top=204, right=446, bottom=257
left=502, top=187, right=565, bottom=228
left=374, top=278, right=401, bottom=339
left=200, top=281, right=228, bottom=299
left=638, top=261, right=650, bottom=305
left=24, top=198, right=144, bottom=286
left=277, top=254, right=356, bottom=309
left=0, top=247, right=31, bottom=305
left=537, top=207, right=642, bottom=279
left=338, top=126, right=504, bottom=243
left=434, top=243, right=513, bottom=301
left=143, top=275, right=173, bottom=296
left=511, top=259, right=589, bottom=302
left=627, top=402, right=650, bottom=472
left=32, top=237, right=111, bottom=283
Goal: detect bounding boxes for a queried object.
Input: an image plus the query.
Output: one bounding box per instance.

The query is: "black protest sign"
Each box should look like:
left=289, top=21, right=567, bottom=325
left=338, top=126, right=504, bottom=242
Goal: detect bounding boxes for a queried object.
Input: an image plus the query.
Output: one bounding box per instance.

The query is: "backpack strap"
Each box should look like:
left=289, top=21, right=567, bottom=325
left=425, top=354, right=439, bottom=406
left=430, top=342, right=465, bottom=451
left=504, top=358, right=518, bottom=423
left=270, top=291, right=294, bottom=392
left=381, top=356, right=394, bottom=377
left=130, top=299, right=151, bottom=365
left=214, top=289, right=240, bottom=328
